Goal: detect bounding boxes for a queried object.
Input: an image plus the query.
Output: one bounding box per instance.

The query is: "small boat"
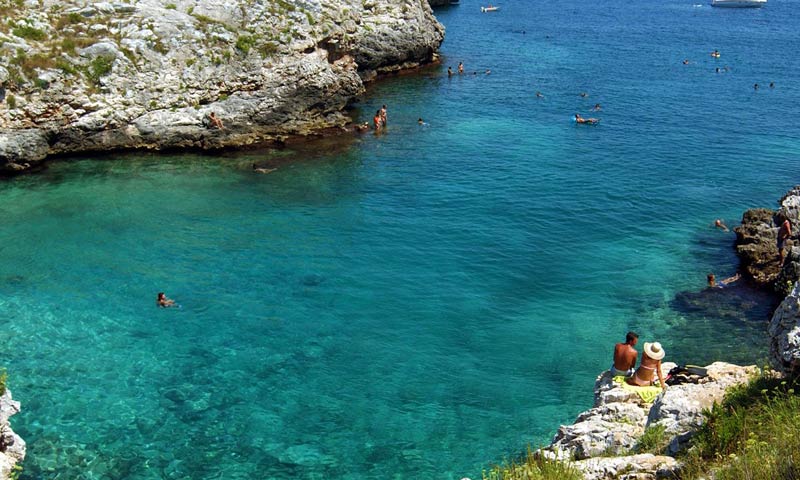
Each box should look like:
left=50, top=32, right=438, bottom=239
left=711, top=0, right=765, bottom=7
left=481, top=5, right=500, bottom=12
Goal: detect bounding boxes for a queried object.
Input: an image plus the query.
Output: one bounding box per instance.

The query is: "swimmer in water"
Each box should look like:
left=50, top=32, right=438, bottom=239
left=580, top=92, right=588, bottom=98
left=536, top=91, right=544, bottom=98
left=447, top=66, right=454, bottom=77
left=157, top=292, right=176, bottom=308
left=714, top=219, right=729, bottom=232
left=754, top=83, right=759, bottom=90
left=418, top=118, right=429, bottom=126
left=252, top=163, right=277, bottom=174
left=683, top=59, right=689, bottom=65
left=574, top=113, right=598, bottom=124
left=592, top=103, right=601, bottom=111
left=458, top=62, right=464, bottom=74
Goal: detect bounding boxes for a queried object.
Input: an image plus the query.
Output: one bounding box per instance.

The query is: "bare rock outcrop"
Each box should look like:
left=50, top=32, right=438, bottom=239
left=0, top=0, right=444, bottom=171
left=0, top=389, right=25, bottom=479
left=768, top=282, right=800, bottom=375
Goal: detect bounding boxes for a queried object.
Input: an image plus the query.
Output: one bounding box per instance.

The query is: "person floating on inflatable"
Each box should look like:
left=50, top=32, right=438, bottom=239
left=575, top=113, right=599, bottom=125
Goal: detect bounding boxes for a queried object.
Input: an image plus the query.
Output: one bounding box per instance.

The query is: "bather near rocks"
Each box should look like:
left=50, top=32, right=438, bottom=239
left=735, top=185, right=800, bottom=295
left=0, top=0, right=445, bottom=173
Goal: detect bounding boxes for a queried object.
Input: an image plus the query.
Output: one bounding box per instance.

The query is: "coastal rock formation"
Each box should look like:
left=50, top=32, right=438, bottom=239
left=768, top=282, right=800, bottom=375
left=574, top=454, right=679, bottom=480
left=0, top=390, right=25, bottom=479
left=735, top=185, right=800, bottom=294
left=0, top=0, right=444, bottom=170
left=543, top=362, right=756, bottom=478
left=646, top=362, right=758, bottom=455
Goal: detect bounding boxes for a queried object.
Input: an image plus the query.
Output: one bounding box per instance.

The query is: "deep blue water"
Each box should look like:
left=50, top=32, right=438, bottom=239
left=1, top=0, right=799, bottom=478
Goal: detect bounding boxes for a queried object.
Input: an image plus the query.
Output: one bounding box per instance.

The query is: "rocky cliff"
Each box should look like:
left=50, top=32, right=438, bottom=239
left=734, top=185, right=800, bottom=295
left=0, top=389, right=25, bottom=479
left=0, top=0, right=444, bottom=173
left=733, top=186, right=800, bottom=375
left=541, top=362, right=756, bottom=480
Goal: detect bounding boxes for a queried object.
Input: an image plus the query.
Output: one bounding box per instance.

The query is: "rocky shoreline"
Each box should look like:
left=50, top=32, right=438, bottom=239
left=0, top=0, right=444, bottom=175
left=0, top=389, right=25, bottom=479
left=526, top=185, right=800, bottom=479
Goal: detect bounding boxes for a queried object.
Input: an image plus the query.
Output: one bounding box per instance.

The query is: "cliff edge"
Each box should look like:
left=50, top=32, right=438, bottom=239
left=0, top=0, right=444, bottom=172
left=0, top=389, right=25, bottom=479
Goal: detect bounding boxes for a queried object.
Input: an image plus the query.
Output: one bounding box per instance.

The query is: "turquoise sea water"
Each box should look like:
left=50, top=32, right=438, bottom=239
left=2, top=0, right=800, bottom=478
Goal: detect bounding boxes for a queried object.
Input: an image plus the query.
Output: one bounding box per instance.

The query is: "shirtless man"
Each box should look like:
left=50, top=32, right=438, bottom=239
left=778, top=218, right=792, bottom=264
left=714, top=219, right=729, bottom=232
left=612, top=332, right=638, bottom=377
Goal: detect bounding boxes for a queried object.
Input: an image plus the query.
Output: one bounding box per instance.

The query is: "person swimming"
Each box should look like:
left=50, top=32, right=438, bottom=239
left=418, top=118, right=429, bottom=126
left=592, top=103, right=601, bottom=111
left=707, top=273, right=740, bottom=288
left=252, top=163, right=276, bottom=174
left=714, top=219, right=729, bottom=232
left=711, top=49, right=720, bottom=58
left=157, top=292, right=176, bottom=308
left=535, top=91, right=544, bottom=98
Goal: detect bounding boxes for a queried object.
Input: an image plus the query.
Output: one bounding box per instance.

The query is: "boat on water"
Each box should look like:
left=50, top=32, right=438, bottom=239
left=711, top=0, right=765, bottom=7
left=481, top=5, right=500, bottom=12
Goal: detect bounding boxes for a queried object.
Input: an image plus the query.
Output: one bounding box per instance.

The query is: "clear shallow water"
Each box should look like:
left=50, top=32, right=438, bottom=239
left=2, top=0, right=799, bottom=478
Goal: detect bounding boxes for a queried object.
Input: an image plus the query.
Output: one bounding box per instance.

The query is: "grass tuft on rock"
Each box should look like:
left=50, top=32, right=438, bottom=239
left=482, top=447, right=582, bottom=480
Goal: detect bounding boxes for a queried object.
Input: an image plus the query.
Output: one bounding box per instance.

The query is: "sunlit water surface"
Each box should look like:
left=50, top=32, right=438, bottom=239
left=2, top=0, right=799, bottom=477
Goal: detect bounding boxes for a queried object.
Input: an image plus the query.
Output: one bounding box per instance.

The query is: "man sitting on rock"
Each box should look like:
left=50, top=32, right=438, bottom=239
left=207, top=111, right=225, bottom=130
left=611, top=331, right=638, bottom=377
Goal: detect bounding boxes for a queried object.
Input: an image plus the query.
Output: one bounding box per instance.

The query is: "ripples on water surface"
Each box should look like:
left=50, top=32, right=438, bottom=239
left=1, top=0, right=799, bottom=478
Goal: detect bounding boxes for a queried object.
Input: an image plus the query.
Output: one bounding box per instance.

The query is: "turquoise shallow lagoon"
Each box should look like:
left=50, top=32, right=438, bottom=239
left=2, top=0, right=800, bottom=478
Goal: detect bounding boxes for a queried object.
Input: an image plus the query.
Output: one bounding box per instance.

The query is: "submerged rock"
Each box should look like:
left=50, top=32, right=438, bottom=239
left=0, top=0, right=444, bottom=172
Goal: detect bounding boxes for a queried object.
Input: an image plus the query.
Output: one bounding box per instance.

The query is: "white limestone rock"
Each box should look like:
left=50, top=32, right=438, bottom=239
left=768, top=282, right=800, bottom=375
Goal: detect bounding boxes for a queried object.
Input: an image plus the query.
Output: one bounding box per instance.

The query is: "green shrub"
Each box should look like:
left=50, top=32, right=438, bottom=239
left=165, top=3, right=177, bottom=9
left=5, top=94, right=17, bottom=109
left=258, top=41, right=278, bottom=58
left=680, top=373, right=800, bottom=480
left=634, top=424, right=669, bottom=454
left=12, top=24, right=46, bottom=41
left=85, top=55, right=114, bottom=84
left=483, top=447, right=582, bottom=480
left=235, top=34, right=256, bottom=54
left=0, top=369, right=7, bottom=396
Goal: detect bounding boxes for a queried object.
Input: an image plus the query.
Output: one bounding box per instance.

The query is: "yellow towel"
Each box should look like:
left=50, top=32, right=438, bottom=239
left=612, top=376, right=663, bottom=404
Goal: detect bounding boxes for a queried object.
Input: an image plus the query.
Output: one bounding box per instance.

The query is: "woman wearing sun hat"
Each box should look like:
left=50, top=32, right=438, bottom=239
left=626, top=342, right=667, bottom=391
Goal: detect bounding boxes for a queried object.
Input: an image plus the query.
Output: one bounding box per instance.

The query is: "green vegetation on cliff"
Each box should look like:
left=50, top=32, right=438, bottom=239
left=681, top=372, right=800, bottom=480
left=481, top=447, right=581, bottom=480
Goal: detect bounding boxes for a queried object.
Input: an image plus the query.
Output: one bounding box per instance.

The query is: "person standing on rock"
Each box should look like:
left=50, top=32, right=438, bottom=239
left=778, top=218, right=792, bottom=265
left=611, top=331, right=638, bottom=377
left=626, top=342, right=667, bottom=391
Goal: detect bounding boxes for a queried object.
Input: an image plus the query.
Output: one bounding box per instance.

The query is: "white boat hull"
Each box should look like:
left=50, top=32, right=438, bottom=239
left=711, top=0, right=765, bottom=7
